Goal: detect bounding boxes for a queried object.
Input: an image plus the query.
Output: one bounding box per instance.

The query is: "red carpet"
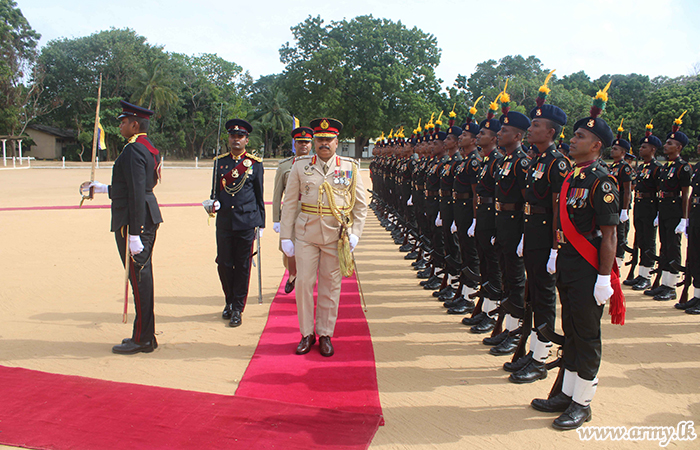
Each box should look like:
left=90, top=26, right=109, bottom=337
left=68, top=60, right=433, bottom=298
left=237, top=273, right=384, bottom=423
left=0, top=274, right=383, bottom=450
left=0, top=366, right=381, bottom=450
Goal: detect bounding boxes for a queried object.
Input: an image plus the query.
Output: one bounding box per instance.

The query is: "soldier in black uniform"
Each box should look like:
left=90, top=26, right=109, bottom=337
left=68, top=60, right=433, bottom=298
left=437, top=120, right=464, bottom=300
left=609, top=124, right=634, bottom=270
left=423, top=128, right=448, bottom=290
left=508, top=96, right=570, bottom=382
left=531, top=88, right=622, bottom=430
left=203, top=119, right=265, bottom=327
left=82, top=101, right=163, bottom=354
left=681, top=137, right=700, bottom=313
left=486, top=110, right=530, bottom=355
left=446, top=119, right=482, bottom=314
left=468, top=103, right=504, bottom=334
left=625, top=123, right=663, bottom=290
left=644, top=113, right=692, bottom=301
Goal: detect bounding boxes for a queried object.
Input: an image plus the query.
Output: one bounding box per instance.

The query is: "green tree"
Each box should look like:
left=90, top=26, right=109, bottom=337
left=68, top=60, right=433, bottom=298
left=250, top=74, right=293, bottom=157
left=280, top=15, right=442, bottom=157
left=0, top=0, right=40, bottom=138
left=128, top=58, right=179, bottom=112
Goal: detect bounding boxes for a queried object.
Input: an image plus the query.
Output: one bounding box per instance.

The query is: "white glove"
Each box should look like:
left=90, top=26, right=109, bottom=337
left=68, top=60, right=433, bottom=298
left=129, top=235, right=144, bottom=255
left=257, top=228, right=264, bottom=239
left=490, top=236, right=496, bottom=245
left=435, top=212, right=442, bottom=227
left=349, top=234, right=359, bottom=252
left=281, top=239, right=295, bottom=257
left=675, top=218, right=687, bottom=235
left=273, top=222, right=280, bottom=233
left=467, top=219, right=476, bottom=237
left=653, top=214, right=659, bottom=227
left=407, top=195, right=413, bottom=206
left=594, top=274, right=613, bottom=306
left=620, top=209, right=629, bottom=223
left=516, top=234, right=524, bottom=257
left=202, top=199, right=220, bottom=214
left=546, top=249, right=558, bottom=274
left=80, top=181, right=108, bottom=194
left=450, top=221, right=457, bottom=233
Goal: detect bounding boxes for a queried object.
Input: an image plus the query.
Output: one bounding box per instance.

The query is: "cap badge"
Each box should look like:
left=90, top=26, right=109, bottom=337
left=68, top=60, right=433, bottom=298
left=321, top=119, right=329, bottom=129
left=485, top=122, right=490, bottom=128
left=504, top=117, right=509, bottom=124
left=301, top=131, right=307, bottom=137
left=671, top=133, right=675, bottom=139
left=587, top=119, right=595, bottom=128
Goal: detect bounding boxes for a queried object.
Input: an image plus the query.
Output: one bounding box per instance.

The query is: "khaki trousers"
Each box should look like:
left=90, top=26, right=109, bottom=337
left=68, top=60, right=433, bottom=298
left=295, top=238, right=341, bottom=337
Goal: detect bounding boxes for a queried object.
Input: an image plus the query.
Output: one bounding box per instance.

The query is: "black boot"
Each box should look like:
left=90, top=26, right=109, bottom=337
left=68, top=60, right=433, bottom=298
left=531, top=392, right=572, bottom=413
left=503, top=351, right=533, bottom=373
left=470, top=315, right=496, bottom=334
left=509, top=360, right=547, bottom=384
left=552, top=401, right=592, bottom=430
left=462, top=311, right=486, bottom=326
left=482, top=330, right=508, bottom=346
left=675, top=296, right=700, bottom=310
left=489, top=333, right=520, bottom=355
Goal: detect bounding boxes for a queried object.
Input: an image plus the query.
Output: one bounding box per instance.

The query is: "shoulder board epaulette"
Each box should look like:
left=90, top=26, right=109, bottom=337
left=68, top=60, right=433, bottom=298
left=247, top=153, right=262, bottom=162
left=280, top=156, right=294, bottom=163
left=214, top=153, right=229, bottom=160
left=296, top=155, right=313, bottom=160
left=339, top=155, right=360, bottom=166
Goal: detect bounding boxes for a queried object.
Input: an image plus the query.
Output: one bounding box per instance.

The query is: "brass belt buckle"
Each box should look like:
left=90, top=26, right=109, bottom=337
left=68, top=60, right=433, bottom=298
left=477, top=195, right=482, bottom=206
left=556, top=230, right=566, bottom=244
left=495, top=202, right=502, bottom=211
left=524, top=203, right=531, bottom=215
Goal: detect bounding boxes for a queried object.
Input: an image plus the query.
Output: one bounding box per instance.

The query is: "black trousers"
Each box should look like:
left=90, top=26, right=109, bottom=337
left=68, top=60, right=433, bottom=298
left=475, top=231, right=501, bottom=295
left=454, top=199, right=479, bottom=277
left=688, top=225, right=700, bottom=289
left=440, top=198, right=460, bottom=266
left=115, top=223, right=158, bottom=344
left=524, top=247, right=556, bottom=337
left=557, top=256, right=604, bottom=381
left=216, top=227, right=255, bottom=312
left=496, top=213, right=525, bottom=315
left=616, top=219, right=629, bottom=258
left=633, top=200, right=657, bottom=267
left=426, top=197, right=444, bottom=257
left=659, top=217, right=682, bottom=273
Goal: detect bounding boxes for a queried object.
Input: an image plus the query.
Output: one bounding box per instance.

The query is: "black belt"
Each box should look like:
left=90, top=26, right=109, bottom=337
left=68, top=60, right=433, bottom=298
left=495, top=202, right=523, bottom=212
left=524, top=203, right=551, bottom=215
left=556, top=229, right=602, bottom=244
left=453, top=192, right=473, bottom=199
left=439, top=190, right=452, bottom=197
left=658, top=191, right=679, bottom=199
left=635, top=191, right=654, bottom=199
left=426, top=190, right=439, bottom=197
left=477, top=196, right=494, bottom=205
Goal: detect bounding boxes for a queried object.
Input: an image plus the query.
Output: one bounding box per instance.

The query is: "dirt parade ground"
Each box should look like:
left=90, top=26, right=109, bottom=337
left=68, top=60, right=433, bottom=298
left=1, top=162, right=700, bottom=449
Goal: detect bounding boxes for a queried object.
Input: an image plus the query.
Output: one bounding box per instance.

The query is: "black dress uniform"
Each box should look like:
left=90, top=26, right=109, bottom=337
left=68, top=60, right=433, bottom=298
left=631, top=145, right=662, bottom=288
left=439, top=149, right=463, bottom=272
left=110, top=102, right=163, bottom=352
left=426, top=152, right=447, bottom=259
left=213, top=120, right=265, bottom=323
left=684, top=157, right=700, bottom=312
left=453, top=144, right=481, bottom=283
left=475, top=142, right=503, bottom=300
left=652, top=149, right=691, bottom=298
left=610, top=157, right=634, bottom=260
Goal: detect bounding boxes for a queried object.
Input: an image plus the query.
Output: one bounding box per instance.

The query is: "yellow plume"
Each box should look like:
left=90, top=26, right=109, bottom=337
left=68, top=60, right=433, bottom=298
left=489, top=92, right=503, bottom=111
left=560, top=128, right=565, bottom=139
left=539, top=69, right=556, bottom=94
left=388, top=129, right=393, bottom=139
left=594, top=80, right=613, bottom=103
left=416, top=118, right=422, bottom=133
left=646, top=119, right=653, bottom=130
left=435, top=111, right=444, bottom=125
left=674, top=110, right=687, bottom=125
left=500, top=79, right=510, bottom=103
left=449, top=102, right=457, bottom=118
left=469, top=95, right=484, bottom=115
left=617, top=118, right=625, bottom=133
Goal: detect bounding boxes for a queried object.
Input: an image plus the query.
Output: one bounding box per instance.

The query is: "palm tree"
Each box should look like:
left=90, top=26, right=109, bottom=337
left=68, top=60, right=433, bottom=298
left=128, top=60, right=179, bottom=113
left=253, top=88, right=292, bottom=157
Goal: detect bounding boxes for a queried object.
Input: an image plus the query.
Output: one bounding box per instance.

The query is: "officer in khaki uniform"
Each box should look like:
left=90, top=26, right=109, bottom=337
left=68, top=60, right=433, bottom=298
left=280, top=118, right=367, bottom=357
left=272, top=126, right=314, bottom=293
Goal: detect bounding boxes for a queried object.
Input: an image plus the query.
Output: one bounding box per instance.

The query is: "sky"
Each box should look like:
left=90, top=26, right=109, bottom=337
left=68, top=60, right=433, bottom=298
left=19, top=0, right=700, bottom=90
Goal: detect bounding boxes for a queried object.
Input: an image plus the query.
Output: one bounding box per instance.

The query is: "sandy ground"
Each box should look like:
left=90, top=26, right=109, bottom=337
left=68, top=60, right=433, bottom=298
left=1, top=163, right=699, bottom=449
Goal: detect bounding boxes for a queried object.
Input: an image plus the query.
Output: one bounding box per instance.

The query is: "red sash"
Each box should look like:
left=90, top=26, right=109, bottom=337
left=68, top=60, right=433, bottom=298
left=136, top=135, right=161, bottom=183
left=560, top=171, right=626, bottom=325
left=221, top=154, right=252, bottom=191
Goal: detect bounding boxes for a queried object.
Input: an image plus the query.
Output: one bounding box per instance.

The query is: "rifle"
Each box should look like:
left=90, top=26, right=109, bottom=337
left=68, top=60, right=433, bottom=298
left=670, top=260, right=692, bottom=304
left=506, top=282, right=531, bottom=363
left=256, top=226, right=263, bottom=305
left=645, top=249, right=662, bottom=289
left=624, top=241, right=638, bottom=281
left=537, top=323, right=565, bottom=399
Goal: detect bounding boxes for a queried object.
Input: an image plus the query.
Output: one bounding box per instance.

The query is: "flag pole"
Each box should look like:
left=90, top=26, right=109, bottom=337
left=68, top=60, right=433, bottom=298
left=80, top=73, right=102, bottom=207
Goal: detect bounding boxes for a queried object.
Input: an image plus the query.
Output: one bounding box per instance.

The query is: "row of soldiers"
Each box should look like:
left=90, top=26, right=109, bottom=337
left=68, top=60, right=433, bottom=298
left=369, top=73, right=700, bottom=430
